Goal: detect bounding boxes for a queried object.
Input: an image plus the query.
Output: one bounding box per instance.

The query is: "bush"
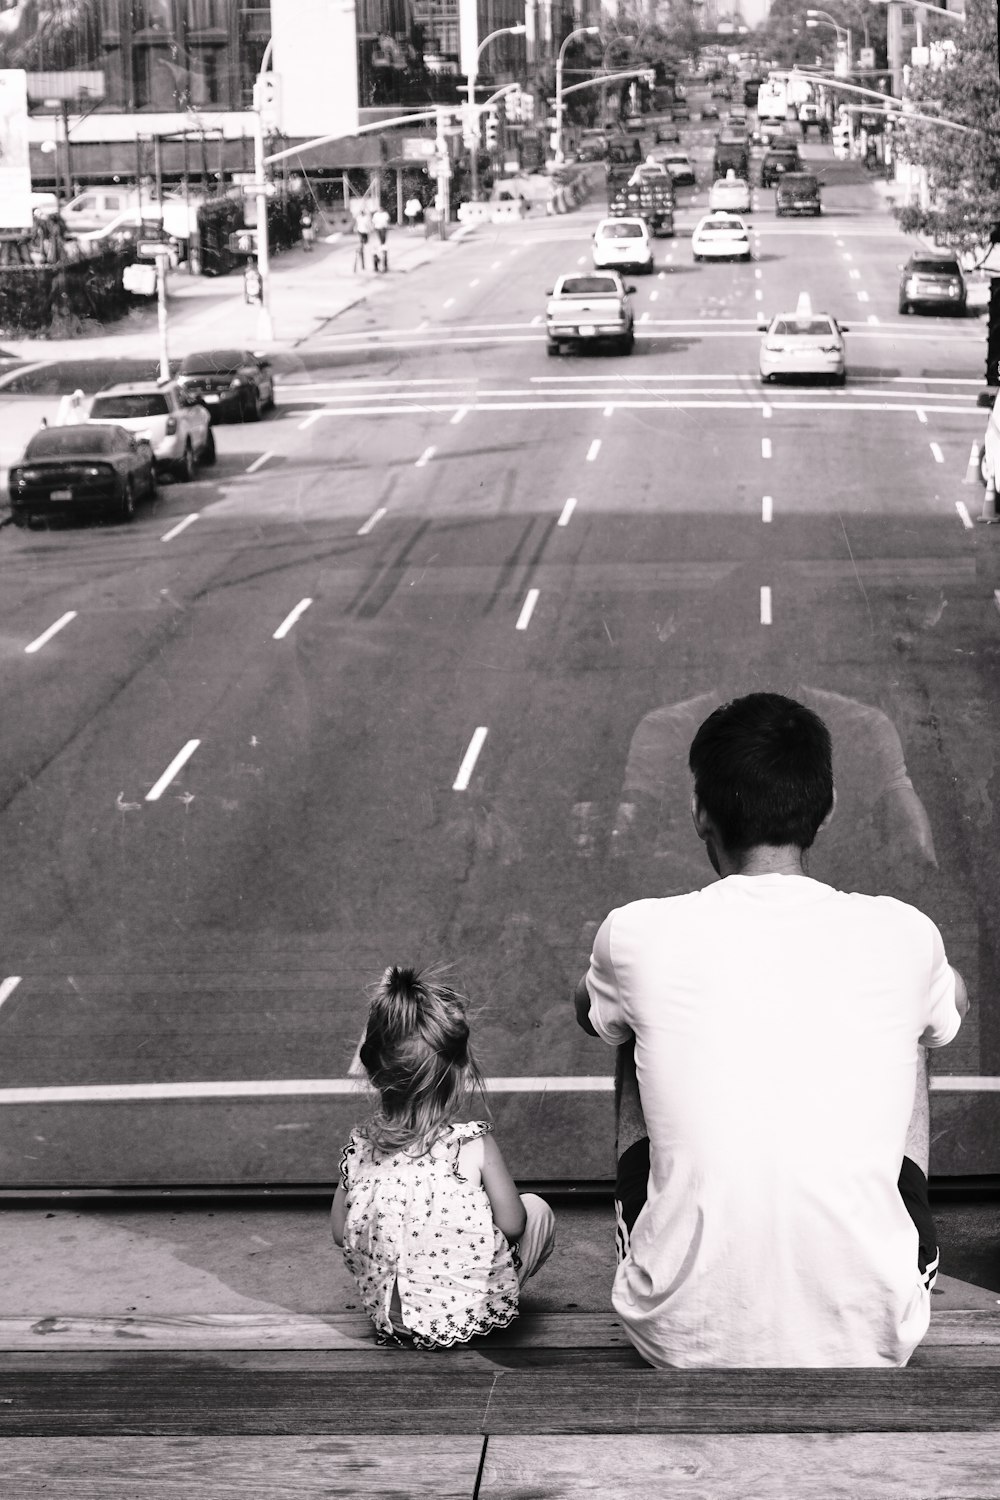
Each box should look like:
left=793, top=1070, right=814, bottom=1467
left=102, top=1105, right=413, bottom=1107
left=0, top=246, right=133, bottom=335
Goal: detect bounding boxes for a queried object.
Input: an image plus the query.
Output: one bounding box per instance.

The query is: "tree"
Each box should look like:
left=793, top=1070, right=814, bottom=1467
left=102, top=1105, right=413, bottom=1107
left=893, top=0, right=1000, bottom=255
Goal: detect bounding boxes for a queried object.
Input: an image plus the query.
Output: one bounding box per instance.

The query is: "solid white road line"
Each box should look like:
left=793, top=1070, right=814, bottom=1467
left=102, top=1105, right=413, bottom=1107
left=358, top=506, right=386, bottom=535
left=516, top=589, right=539, bottom=631
left=161, top=514, right=199, bottom=542
left=762, top=495, right=773, bottom=523
left=415, top=445, right=436, bottom=467
left=245, top=451, right=273, bottom=474
left=586, top=439, right=601, bottom=462
left=930, top=442, right=944, bottom=463
left=25, top=611, right=77, bottom=655
left=273, top=598, right=313, bottom=640
left=849, top=269, right=861, bottom=280
left=650, top=290, right=658, bottom=302
left=0, top=976, right=21, bottom=1011
left=760, top=586, right=772, bottom=625
left=443, top=297, right=455, bottom=308
left=761, top=437, right=772, bottom=458
left=453, top=726, right=488, bottom=791
left=955, top=501, right=974, bottom=530
left=916, top=409, right=927, bottom=424
left=451, top=407, right=468, bottom=424
left=146, top=740, right=201, bottom=803
left=558, top=497, right=577, bottom=526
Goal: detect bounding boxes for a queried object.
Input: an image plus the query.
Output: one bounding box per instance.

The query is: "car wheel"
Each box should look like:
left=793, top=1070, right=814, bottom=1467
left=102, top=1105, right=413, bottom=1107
left=833, top=371, right=846, bottom=387
left=264, top=382, right=276, bottom=411
left=175, top=442, right=196, bottom=482
left=546, top=340, right=560, bottom=357
left=620, top=330, right=635, bottom=355
left=201, top=427, right=217, bottom=465
left=244, top=387, right=263, bottom=422
left=119, top=479, right=136, bottom=522
left=897, top=300, right=908, bottom=315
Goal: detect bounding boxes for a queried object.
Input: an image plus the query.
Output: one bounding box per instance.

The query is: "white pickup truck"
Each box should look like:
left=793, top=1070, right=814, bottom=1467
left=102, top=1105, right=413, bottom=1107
left=545, top=272, right=636, bottom=357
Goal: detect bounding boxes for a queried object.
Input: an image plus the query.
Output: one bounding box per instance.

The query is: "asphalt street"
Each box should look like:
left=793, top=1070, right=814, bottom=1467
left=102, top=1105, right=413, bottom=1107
left=0, top=127, right=997, bottom=1188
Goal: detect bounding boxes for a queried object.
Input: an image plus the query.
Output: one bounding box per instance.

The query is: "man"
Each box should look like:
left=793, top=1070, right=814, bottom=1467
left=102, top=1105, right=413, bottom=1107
left=575, top=693, right=967, bottom=1369
left=354, top=207, right=372, bottom=271
left=371, top=205, right=390, bottom=272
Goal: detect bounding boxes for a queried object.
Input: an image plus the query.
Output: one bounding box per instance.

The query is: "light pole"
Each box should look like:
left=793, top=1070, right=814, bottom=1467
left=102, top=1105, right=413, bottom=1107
left=466, top=23, right=526, bottom=201
left=806, top=11, right=853, bottom=75
left=251, top=37, right=275, bottom=342
left=554, top=24, right=600, bottom=167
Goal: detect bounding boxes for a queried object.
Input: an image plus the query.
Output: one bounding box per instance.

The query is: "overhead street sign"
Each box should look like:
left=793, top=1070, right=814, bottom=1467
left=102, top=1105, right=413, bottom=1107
left=137, top=239, right=172, bottom=259
left=240, top=181, right=276, bottom=198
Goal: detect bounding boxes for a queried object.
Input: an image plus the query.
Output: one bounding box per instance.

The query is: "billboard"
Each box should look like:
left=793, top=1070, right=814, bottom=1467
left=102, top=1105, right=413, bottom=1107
left=0, top=69, right=31, bottom=231
left=270, top=0, right=359, bottom=140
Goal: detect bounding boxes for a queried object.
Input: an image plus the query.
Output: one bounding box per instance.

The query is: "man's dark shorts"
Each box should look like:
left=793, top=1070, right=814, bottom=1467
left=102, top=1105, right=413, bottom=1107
left=615, top=1139, right=939, bottom=1291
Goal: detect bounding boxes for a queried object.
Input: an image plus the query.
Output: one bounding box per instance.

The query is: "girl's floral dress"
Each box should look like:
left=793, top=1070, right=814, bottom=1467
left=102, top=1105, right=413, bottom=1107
left=340, top=1120, right=519, bottom=1348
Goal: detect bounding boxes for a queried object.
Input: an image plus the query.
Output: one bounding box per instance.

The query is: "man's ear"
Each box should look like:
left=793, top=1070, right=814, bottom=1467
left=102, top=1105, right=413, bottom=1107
left=691, top=792, right=712, bottom=842
left=819, top=786, right=837, bottom=834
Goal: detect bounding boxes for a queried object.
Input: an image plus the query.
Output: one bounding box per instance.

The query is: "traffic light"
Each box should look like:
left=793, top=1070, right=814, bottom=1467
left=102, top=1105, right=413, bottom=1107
left=253, top=72, right=281, bottom=128
left=833, top=120, right=851, bottom=158
left=484, top=108, right=499, bottom=151
left=506, top=85, right=522, bottom=123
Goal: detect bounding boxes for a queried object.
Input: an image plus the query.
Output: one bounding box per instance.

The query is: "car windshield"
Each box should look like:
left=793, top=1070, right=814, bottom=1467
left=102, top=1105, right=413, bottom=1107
left=90, top=394, right=169, bottom=419
left=714, top=179, right=744, bottom=190
left=911, top=259, right=960, bottom=275
left=24, top=426, right=124, bottom=456
left=180, top=350, right=244, bottom=373
left=782, top=177, right=818, bottom=192
left=772, top=318, right=836, bottom=337
left=602, top=223, right=643, bottom=238
left=559, top=277, right=620, bottom=295
left=703, top=218, right=743, bottom=232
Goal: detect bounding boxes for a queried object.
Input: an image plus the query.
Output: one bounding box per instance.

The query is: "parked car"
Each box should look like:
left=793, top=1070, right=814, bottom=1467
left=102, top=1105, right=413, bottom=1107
left=692, top=212, right=752, bottom=262
left=545, top=272, right=636, bottom=356
left=87, top=379, right=215, bottom=480
left=9, top=424, right=156, bottom=525
left=775, top=172, right=821, bottom=217
left=60, top=186, right=142, bottom=235
left=980, top=389, right=1000, bottom=486
left=176, top=348, right=276, bottom=421
left=759, top=296, right=847, bottom=384
left=897, top=253, right=967, bottom=316
left=593, top=216, right=654, bottom=273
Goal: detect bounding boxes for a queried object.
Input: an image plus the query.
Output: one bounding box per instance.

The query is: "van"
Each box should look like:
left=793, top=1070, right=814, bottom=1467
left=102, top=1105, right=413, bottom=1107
left=61, top=187, right=141, bottom=235
left=775, top=172, right=820, bottom=216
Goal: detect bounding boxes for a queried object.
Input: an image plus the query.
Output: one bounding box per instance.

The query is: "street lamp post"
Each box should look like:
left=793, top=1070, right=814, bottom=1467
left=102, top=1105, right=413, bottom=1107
left=554, top=24, right=601, bottom=167
left=806, top=10, right=853, bottom=74
left=251, top=37, right=275, bottom=342
left=466, top=23, right=526, bottom=202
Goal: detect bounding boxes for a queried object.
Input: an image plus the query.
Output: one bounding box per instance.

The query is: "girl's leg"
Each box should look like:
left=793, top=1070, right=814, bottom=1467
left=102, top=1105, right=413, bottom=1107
left=512, top=1193, right=555, bottom=1286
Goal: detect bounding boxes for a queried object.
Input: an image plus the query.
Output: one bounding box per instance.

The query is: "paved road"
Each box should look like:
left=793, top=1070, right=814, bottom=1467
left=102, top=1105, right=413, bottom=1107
left=0, top=137, right=996, bottom=1188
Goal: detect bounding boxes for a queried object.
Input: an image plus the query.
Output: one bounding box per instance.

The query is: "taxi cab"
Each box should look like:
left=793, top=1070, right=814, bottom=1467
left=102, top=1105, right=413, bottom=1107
left=758, top=294, right=847, bottom=385
left=691, top=212, right=752, bottom=262
left=709, top=171, right=752, bottom=214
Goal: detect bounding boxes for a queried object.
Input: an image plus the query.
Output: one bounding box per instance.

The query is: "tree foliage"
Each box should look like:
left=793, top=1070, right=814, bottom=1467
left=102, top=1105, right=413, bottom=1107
left=894, top=0, right=1000, bottom=253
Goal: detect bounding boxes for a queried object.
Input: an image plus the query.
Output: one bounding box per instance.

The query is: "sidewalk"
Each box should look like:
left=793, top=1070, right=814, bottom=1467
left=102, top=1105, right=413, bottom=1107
left=0, top=220, right=474, bottom=366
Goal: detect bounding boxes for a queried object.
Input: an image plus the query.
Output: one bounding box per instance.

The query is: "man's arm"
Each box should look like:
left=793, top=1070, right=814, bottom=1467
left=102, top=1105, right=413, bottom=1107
left=574, top=975, right=599, bottom=1037
left=952, top=966, right=969, bottom=1021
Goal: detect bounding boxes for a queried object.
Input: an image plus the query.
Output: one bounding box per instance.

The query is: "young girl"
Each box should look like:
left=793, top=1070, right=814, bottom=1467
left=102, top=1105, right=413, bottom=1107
left=331, top=965, right=555, bottom=1348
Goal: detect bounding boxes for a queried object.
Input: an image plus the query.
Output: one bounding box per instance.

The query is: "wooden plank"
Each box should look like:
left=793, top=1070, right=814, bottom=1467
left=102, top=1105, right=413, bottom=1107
left=0, top=1435, right=486, bottom=1498
left=479, top=1433, right=1000, bottom=1499
left=481, top=1368, right=1000, bottom=1435
left=3, top=1304, right=994, bottom=1352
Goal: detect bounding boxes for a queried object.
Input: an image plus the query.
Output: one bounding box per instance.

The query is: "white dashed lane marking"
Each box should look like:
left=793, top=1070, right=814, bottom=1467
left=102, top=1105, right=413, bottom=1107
left=558, top=497, right=577, bottom=526
left=245, top=451, right=273, bottom=474
left=760, top=586, right=772, bottom=625
left=273, top=599, right=313, bottom=640
left=146, top=740, right=201, bottom=803
left=930, top=442, right=944, bottom=463
left=0, top=976, right=21, bottom=1010
left=956, top=501, right=974, bottom=529
left=762, top=437, right=772, bottom=458
left=516, top=589, right=539, bottom=631
left=415, top=445, right=436, bottom=467
left=586, top=439, right=601, bottom=462
left=25, top=611, right=77, bottom=655
left=161, top=514, right=198, bottom=542
left=453, top=727, right=488, bottom=791
left=762, top=495, right=773, bottom=523
left=358, top=507, right=386, bottom=535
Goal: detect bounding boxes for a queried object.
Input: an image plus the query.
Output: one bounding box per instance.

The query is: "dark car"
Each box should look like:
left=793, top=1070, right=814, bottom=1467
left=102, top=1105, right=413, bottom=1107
left=713, top=142, right=750, bottom=181
left=672, top=98, right=690, bottom=120
left=775, top=172, right=821, bottom=216
left=761, top=145, right=801, bottom=187
left=9, top=424, right=156, bottom=526
left=176, top=347, right=276, bottom=422
left=898, top=253, right=967, bottom=316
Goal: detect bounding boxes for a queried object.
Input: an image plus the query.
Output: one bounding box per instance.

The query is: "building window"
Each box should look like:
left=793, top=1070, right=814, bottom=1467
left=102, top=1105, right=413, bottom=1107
left=189, top=42, right=225, bottom=104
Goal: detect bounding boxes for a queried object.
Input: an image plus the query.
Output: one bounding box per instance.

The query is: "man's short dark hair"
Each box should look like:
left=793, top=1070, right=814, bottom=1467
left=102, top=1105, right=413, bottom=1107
left=688, top=693, right=833, bottom=852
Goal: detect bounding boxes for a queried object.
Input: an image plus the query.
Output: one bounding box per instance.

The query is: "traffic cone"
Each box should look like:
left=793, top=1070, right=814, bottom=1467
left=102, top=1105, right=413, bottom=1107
left=978, top=475, right=1000, bottom=523
left=964, top=442, right=983, bottom=484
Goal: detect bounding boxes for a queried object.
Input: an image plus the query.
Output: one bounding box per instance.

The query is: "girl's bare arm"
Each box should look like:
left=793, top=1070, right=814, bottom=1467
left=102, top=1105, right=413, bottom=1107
left=330, top=1186, right=347, bottom=1247
left=480, top=1133, right=527, bottom=1241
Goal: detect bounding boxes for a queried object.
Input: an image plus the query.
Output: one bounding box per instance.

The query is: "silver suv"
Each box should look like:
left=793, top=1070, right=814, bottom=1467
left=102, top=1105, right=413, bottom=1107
left=87, top=379, right=215, bottom=481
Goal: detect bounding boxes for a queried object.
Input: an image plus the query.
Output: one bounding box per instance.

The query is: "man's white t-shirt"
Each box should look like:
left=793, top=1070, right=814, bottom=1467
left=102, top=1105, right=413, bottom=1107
left=586, top=874, right=961, bottom=1369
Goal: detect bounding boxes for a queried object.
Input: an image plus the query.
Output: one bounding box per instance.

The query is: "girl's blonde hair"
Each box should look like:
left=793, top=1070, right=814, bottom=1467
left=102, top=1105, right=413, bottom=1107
left=359, top=965, right=486, bottom=1155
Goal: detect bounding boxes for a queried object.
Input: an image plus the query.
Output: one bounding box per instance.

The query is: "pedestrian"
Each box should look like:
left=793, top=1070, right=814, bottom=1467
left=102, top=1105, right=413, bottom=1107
left=575, top=691, right=967, bottom=1370
left=353, top=207, right=372, bottom=271
left=300, top=205, right=315, bottom=251
left=404, top=195, right=422, bottom=229
left=371, top=204, right=390, bottom=272
left=332, top=965, right=556, bottom=1348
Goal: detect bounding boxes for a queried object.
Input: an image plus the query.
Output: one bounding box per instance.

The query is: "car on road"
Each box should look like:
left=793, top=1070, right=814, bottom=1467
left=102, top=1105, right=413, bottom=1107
left=9, top=423, right=157, bottom=525
left=660, top=150, right=696, bottom=186
left=86, top=379, right=215, bottom=480
left=655, top=120, right=681, bottom=142
left=897, top=253, right=967, bottom=316
left=672, top=98, right=691, bottom=120
left=176, top=348, right=276, bottom=421
left=709, top=172, right=752, bottom=214
left=775, top=172, right=821, bottom=217
left=700, top=101, right=720, bottom=121
left=545, top=272, right=636, bottom=356
left=798, top=101, right=821, bottom=126
left=593, top=216, right=654, bottom=273
left=711, top=79, right=732, bottom=99
left=692, top=212, right=752, bottom=262
left=761, top=144, right=802, bottom=186
left=758, top=296, right=847, bottom=384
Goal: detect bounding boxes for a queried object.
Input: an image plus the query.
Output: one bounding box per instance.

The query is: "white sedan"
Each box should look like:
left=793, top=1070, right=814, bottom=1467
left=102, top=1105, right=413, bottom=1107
left=593, top=217, right=654, bottom=274
left=759, top=300, right=847, bottom=384
left=691, top=212, right=752, bottom=262
left=708, top=172, right=752, bottom=214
